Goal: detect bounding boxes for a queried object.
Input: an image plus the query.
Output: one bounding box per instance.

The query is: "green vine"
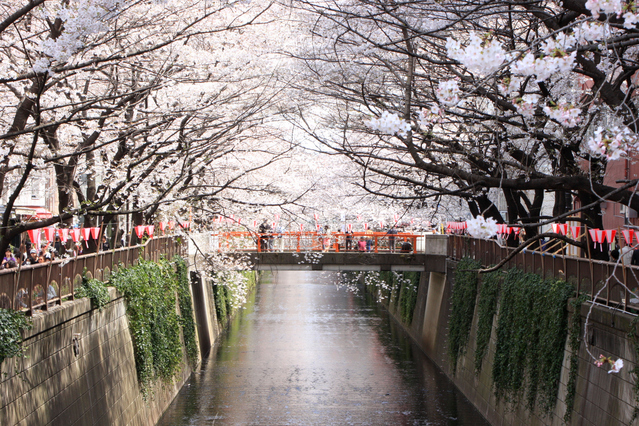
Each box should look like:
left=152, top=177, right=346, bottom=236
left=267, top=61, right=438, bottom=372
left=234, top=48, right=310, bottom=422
left=0, top=308, right=31, bottom=367
left=110, top=258, right=185, bottom=398
left=449, top=257, right=481, bottom=373
left=76, top=271, right=110, bottom=310
left=213, top=281, right=228, bottom=321
left=564, top=293, right=587, bottom=423
left=492, top=269, right=573, bottom=412
left=474, top=270, right=500, bottom=374
left=397, top=271, right=420, bottom=325
left=174, top=256, right=198, bottom=367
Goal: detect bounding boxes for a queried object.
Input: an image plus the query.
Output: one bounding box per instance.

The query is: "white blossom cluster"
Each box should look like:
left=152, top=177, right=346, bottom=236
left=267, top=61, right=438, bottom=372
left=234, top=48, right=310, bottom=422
left=212, top=270, right=251, bottom=308
left=585, top=0, right=623, bottom=18
left=436, top=79, right=461, bottom=106
left=498, top=76, right=523, bottom=96
left=418, top=105, right=444, bottom=126
left=511, top=51, right=577, bottom=83
left=584, top=0, right=639, bottom=27
left=543, top=101, right=582, bottom=127
left=574, top=21, right=611, bottom=43
left=587, top=125, right=639, bottom=160
left=446, top=33, right=506, bottom=76
left=466, top=216, right=499, bottom=239
left=34, top=0, right=123, bottom=73
left=513, top=94, right=540, bottom=118
left=365, top=111, right=411, bottom=136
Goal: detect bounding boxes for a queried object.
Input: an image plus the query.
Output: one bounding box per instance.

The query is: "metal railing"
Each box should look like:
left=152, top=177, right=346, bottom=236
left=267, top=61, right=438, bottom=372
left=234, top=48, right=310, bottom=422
left=0, top=236, right=183, bottom=315
left=212, top=231, right=423, bottom=254
left=448, top=235, right=639, bottom=313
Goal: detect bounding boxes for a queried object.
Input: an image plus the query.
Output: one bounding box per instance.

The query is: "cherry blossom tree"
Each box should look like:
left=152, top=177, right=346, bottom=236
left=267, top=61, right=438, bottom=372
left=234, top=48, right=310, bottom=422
left=0, top=0, right=296, bottom=254
left=286, top=0, right=639, bottom=254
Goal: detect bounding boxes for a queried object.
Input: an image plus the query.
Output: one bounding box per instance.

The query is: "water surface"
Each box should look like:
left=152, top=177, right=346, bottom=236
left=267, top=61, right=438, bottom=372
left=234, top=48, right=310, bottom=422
left=157, top=271, right=490, bottom=425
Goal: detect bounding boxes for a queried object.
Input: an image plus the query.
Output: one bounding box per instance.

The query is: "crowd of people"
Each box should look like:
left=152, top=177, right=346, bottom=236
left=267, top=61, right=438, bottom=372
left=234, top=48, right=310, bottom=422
left=0, top=235, right=112, bottom=270
left=256, top=220, right=414, bottom=253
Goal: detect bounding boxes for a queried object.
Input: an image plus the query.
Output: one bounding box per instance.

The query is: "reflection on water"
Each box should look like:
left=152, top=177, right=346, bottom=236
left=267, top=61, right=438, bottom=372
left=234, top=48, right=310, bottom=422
left=157, top=271, right=489, bottom=425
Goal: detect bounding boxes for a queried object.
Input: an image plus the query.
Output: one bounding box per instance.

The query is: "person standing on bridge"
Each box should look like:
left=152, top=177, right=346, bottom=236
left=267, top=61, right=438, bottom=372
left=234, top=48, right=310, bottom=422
left=258, top=220, right=271, bottom=252
left=345, top=230, right=353, bottom=251
left=322, top=225, right=331, bottom=252
left=387, top=227, right=398, bottom=252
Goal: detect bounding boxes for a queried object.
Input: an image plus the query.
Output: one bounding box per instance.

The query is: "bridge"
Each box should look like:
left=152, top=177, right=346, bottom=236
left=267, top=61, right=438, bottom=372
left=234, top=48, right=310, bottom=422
left=208, top=231, right=448, bottom=272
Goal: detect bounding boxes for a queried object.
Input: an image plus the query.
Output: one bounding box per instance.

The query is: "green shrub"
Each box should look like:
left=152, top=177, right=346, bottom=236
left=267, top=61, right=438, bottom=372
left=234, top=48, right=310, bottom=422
left=76, top=273, right=110, bottom=310
left=0, top=309, right=31, bottom=366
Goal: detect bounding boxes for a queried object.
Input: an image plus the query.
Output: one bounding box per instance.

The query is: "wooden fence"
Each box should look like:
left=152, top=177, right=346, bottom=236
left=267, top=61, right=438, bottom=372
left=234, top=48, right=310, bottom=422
left=448, top=235, right=639, bottom=313
left=0, top=236, right=183, bottom=315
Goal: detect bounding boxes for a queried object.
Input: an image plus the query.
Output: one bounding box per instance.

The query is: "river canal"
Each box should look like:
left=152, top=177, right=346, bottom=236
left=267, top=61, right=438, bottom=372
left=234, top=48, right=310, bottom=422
left=157, top=271, right=490, bottom=425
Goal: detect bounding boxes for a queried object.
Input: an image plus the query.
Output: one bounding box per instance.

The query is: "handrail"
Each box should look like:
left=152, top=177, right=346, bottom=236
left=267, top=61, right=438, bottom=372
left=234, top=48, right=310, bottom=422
left=447, top=235, right=639, bottom=313
left=211, top=231, right=422, bottom=254
left=0, top=236, right=183, bottom=315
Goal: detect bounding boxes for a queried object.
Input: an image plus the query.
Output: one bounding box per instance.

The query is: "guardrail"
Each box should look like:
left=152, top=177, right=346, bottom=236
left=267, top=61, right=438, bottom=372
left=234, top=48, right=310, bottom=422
left=448, top=235, right=639, bottom=313
left=212, top=231, right=423, bottom=254
left=0, top=236, right=183, bottom=315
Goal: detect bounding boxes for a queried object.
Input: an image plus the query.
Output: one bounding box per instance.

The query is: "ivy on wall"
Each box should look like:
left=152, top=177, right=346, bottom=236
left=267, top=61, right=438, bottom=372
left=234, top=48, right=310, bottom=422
left=398, top=271, right=420, bottom=325
left=361, top=271, right=420, bottom=326
left=174, top=256, right=198, bottom=368
left=111, top=257, right=193, bottom=398
left=564, top=294, right=587, bottom=423
left=449, top=258, right=574, bottom=415
left=474, top=270, right=500, bottom=374
left=213, top=282, right=228, bottom=321
left=629, top=315, right=639, bottom=422
left=76, top=271, right=110, bottom=310
left=448, top=257, right=481, bottom=373
left=492, top=269, right=573, bottom=413
left=0, top=309, right=31, bottom=368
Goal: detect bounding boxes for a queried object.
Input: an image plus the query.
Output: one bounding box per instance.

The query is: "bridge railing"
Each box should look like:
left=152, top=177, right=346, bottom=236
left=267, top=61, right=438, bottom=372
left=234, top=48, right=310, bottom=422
left=0, top=236, right=183, bottom=315
left=448, top=235, right=639, bottom=313
left=213, top=231, right=424, bottom=254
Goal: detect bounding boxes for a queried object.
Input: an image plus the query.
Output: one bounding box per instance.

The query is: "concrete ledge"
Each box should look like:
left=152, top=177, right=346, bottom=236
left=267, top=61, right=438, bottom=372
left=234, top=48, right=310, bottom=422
left=246, top=252, right=445, bottom=272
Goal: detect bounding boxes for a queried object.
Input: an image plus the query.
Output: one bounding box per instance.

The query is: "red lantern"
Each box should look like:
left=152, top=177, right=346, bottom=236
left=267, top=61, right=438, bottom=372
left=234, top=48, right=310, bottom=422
left=90, top=227, right=100, bottom=240
left=27, top=228, right=41, bottom=246
left=43, top=227, right=56, bottom=242
left=135, top=225, right=145, bottom=238
left=58, top=228, right=69, bottom=243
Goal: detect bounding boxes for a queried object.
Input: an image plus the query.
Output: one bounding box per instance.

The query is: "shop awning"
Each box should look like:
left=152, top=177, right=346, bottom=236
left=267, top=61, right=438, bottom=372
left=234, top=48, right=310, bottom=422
left=13, top=206, right=53, bottom=220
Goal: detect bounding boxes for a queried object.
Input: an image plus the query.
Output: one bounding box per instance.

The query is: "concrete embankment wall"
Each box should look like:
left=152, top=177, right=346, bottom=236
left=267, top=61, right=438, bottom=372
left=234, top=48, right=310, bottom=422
left=0, top=273, right=221, bottom=426
left=380, top=260, right=639, bottom=426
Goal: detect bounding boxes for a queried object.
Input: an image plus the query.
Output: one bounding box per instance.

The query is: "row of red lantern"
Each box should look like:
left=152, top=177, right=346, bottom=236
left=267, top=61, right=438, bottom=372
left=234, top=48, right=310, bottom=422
left=26, top=221, right=192, bottom=247
left=497, top=224, right=521, bottom=235
left=137, top=222, right=191, bottom=238
left=27, top=227, right=101, bottom=246
left=447, top=222, right=467, bottom=233
left=589, top=228, right=615, bottom=249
